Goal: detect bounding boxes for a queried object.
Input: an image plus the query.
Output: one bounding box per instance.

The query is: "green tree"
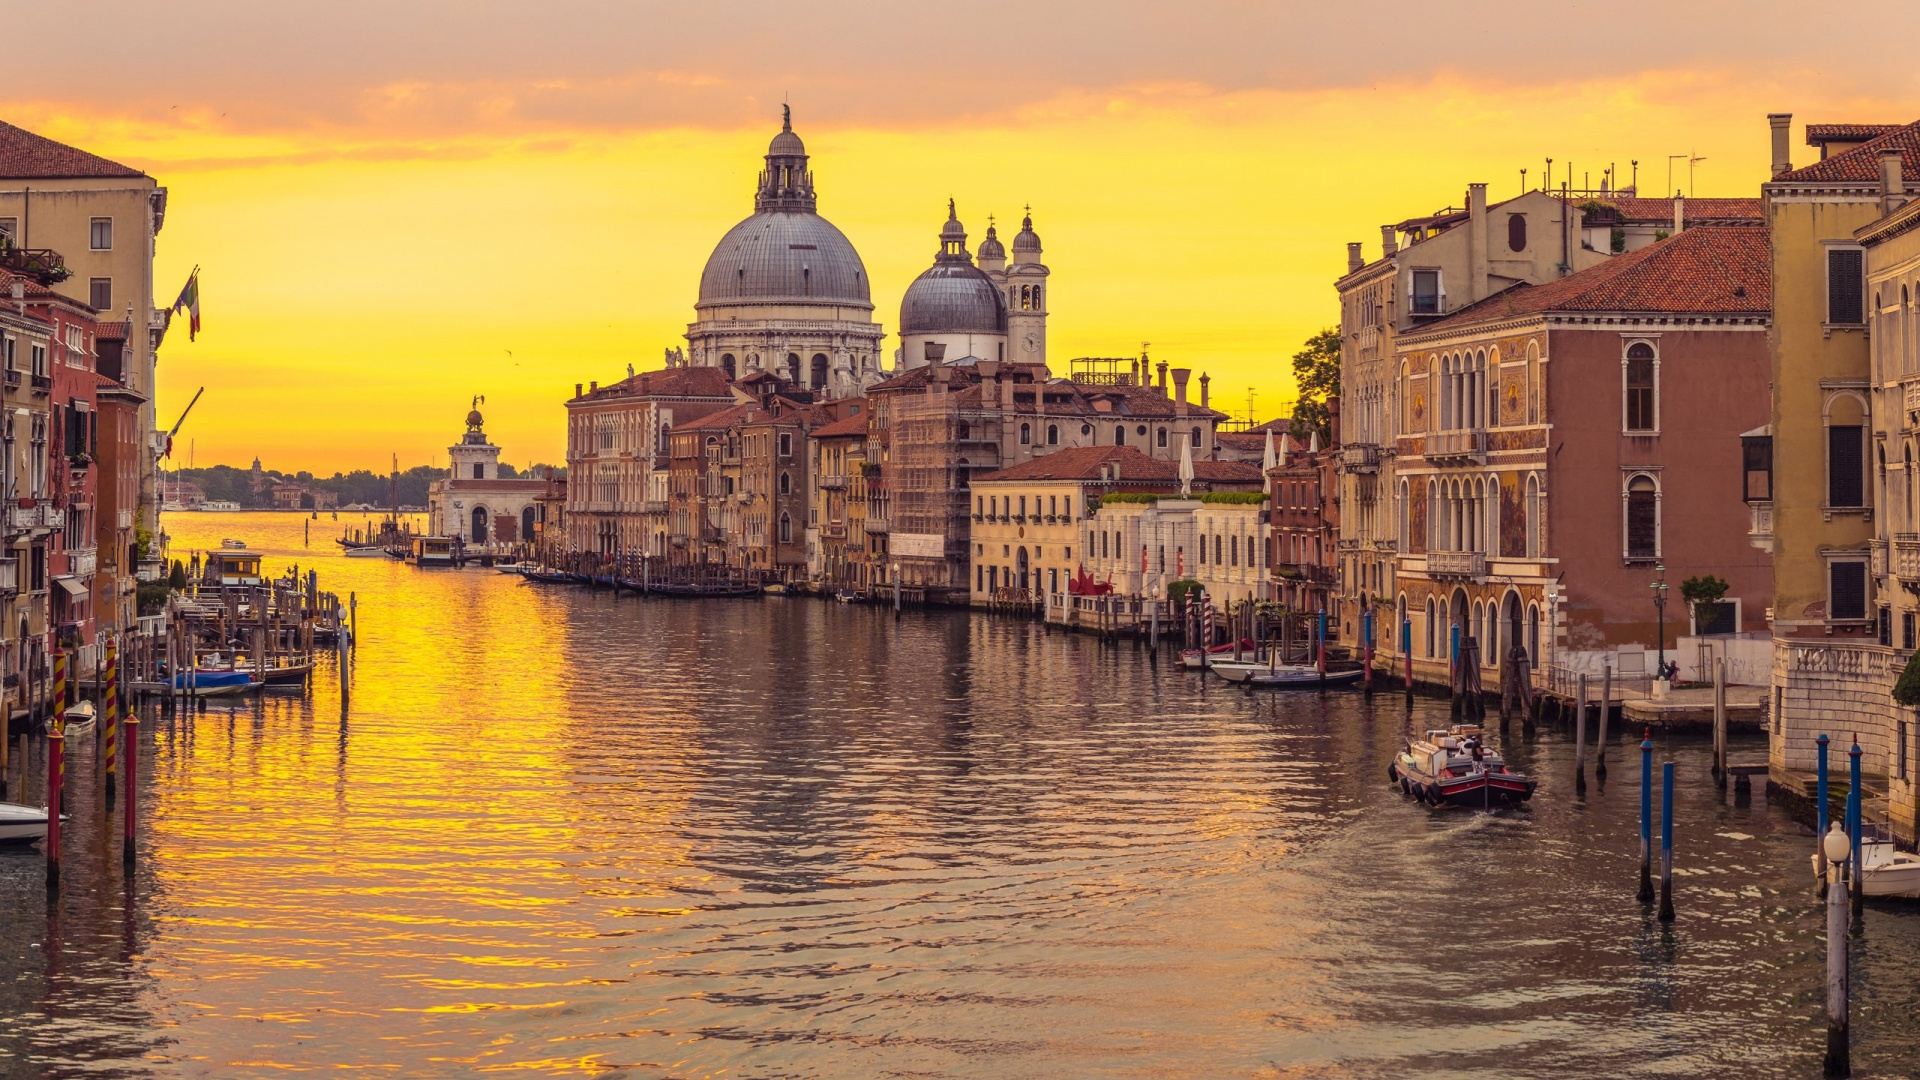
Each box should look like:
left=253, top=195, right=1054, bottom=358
left=1287, top=327, right=1340, bottom=444
left=1681, top=575, right=1730, bottom=634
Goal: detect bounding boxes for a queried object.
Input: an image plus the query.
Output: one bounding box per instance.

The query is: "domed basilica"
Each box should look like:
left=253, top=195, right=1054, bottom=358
left=680, top=110, right=1052, bottom=394
left=684, top=108, right=885, bottom=398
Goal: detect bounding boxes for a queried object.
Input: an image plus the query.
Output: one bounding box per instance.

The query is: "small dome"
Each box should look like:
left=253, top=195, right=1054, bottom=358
left=466, top=408, right=484, bottom=428
left=900, top=263, right=1006, bottom=334
left=769, top=128, right=805, bottom=157
left=978, top=223, right=1005, bottom=261
left=1014, top=211, right=1041, bottom=253
left=940, top=198, right=967, bottom=244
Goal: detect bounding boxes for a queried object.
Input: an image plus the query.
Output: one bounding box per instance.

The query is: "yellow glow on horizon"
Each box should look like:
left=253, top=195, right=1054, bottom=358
left=62, top=70, right=1895, bottom=472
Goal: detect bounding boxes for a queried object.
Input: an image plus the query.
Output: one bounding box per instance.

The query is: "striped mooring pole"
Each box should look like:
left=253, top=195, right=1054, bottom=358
left=103, top=637, right=119, bottom=807
left=52, top=646, right=67, bottom=782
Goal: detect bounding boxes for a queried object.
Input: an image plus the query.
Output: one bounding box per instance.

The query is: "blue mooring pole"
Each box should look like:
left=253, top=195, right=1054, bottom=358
left=1402, top=617, right=1413, bottom=704
left=1850, top=738, right=1864, bottom=924
left=1449, top=622, right=1461, bottom=716
left=1817, top=733, right=1832, bottom=895
left=1362, top=607, right=1374, bottom=696
left=1659, top=759, right=1676, bottom=922
left=1639, top=730, right=1654, bottom=903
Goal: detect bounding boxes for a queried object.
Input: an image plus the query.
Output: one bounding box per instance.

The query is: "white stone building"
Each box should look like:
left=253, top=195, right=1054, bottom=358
left=426, top=403, right=546, bottom=548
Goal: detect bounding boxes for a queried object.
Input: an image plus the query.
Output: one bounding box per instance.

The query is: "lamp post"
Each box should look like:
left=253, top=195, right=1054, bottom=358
left=1823, top=822, right=1852, bottom=1077
left=1650, top=563, right=1669, bottom=681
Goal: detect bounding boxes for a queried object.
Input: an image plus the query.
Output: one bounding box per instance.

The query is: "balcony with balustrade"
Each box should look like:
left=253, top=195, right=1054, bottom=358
left=819, top=475, right=849, bottom=490
left=864, top=517, right=890, bottom=534
left=1425, top=429, right=1486, bottom=465
left=1896, top=533, right=1920, bottom=585
left=69, top=548, right=96, bottom=578
left=1340, top=443, right=1380, bottom=472
left=1426, top=550, right=1487, bottom=580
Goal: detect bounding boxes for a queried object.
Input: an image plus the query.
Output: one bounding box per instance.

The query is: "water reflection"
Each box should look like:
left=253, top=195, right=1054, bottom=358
left=0, top=511, right=1914, bottom=1077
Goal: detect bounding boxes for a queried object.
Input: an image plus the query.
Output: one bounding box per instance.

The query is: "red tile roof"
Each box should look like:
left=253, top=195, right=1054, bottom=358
left=975, top=444, right=1261, bottom=485
left=1807, top=124, right=1904, bottom=146
left=0, top=121, right=144, bottom=179
left=809, top=413, right=869, bottom=438
left=1419, top=223, right=1770, bottom=333
left=574, top=365, right=736, bottom=402
left=1602, top=197, right=1762, bottom=223
left=673, top=401, right=753, bottom=432
left=1775, top=120, right=1920, bottom=184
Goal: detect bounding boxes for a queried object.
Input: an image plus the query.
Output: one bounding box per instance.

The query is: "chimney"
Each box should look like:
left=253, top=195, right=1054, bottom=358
left=589, top=380, right=598, bottom=393
left=1380, top=225, right=1398, bottom=257
left=1673, top=194, right=1685, bottom=235
left=1156, top=359, right=1168, bottom=393
left=1172, top=368, right=1191, bottom=416
left=1769, top=113, right=1793, bottom=177
left=1198, top=372, right=1210, bottom=411
left=1882, top=147, right=1906, bottom=212
left=924, top=341, right=946, bottom=365
left=574, top=382, right=582, bottom=398
left=1346, top=242, right=1363, bottom=274
left=1467, top=182, right=1489, bottom=302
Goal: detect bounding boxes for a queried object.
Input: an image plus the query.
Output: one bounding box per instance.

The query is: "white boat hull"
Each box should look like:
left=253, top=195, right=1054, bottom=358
left=0, top=802, right=49, bottom=843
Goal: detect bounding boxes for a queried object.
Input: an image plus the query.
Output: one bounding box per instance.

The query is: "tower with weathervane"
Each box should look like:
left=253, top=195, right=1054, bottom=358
left=991, top=209, right=1049, bottom=369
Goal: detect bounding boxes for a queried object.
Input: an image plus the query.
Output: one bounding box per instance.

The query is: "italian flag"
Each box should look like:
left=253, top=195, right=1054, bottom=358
left=173, top=268, right=200, bottom=341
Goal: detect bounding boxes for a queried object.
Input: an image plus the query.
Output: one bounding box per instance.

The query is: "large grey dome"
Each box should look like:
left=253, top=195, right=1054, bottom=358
left=900, top=262, right=1006, bottom=334
left=698, top=211, right=872, bottom=308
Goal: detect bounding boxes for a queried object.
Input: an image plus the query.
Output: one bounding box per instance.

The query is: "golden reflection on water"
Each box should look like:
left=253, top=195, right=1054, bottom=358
left=0, top=511, right=1916, bottom=1078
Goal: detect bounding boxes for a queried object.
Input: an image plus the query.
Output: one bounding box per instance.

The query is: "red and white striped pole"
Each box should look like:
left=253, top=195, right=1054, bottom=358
left=46, top=646, right=66, bottom=891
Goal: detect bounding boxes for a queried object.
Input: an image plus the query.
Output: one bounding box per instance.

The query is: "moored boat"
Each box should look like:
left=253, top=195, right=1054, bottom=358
left=343, top=545, right=391, bottom=558
left=46, top=700, right=96, bottom=736
left=835, top=589, right=857, bottom=604
left=1246, top=665, right=1365, bottom=688
left=1389, top=725, right=1536, bottom=808
left=1809, top=825, right=1920, bottom=899
left=0, top=802, right=51, bottom=844
left=1179, top=639, right=1257, bottom=670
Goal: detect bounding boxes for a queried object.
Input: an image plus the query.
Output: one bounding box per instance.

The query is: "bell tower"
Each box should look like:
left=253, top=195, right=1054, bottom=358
left=449, top=396, right=501, bottom=482
left=1007, top=208, right=1049, bottom=370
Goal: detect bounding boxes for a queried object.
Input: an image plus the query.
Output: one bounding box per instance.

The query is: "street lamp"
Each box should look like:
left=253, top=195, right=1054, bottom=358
left=1650, top=563, right=1669, bottom=681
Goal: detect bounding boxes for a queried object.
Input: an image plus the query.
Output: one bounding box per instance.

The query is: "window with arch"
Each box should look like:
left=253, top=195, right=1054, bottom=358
left=1190, top=426, right=1202, bottom=448
left=1625, top=473, right=1659, bottom=560
left=1230, top=535, right=1238, bottom=566
left=1507, top=213, right=1527, bottom=252
left=1047, top=424, right=1059, bottom=445
left=1527, top=603, right=1540, bottom=665
left=1425, top=597, right=1437, bottom=657
left=1625, top=341, right=1657, bottom=431
left=1398, top=478, right=1410, bottom=551
left=779, top=472, right=790, bottom=495
left=1115, top=426, right=1125, bottom=446
left=1525, top=474, right=1542, bottom=558
left=1828, top=392, right=1867, bottom=508
left=779, top=513, right=792, bottom=543
left=1020, top=423, right=1031, bottom=445
left=1525, top=341, right=1540, bottom=424
left=1157, top=427, right=1168, bottom=448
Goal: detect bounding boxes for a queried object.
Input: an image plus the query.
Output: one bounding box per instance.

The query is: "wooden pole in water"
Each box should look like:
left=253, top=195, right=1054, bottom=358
left=103, top=637, right=118, bottom=807
left=1638, top=730, right=1654, bottom=903
left=1713, top=656, right=1728, bottom=786
left=1659, top=759, right=1676, bottom=922
left=1574, top=672, right=1588, bottom=794
left=46, top=645, right=65, bottom=892
left=1816, top=733, right=1832, bottom=895
left=1849, top=738, right=1864, bottom=924
left=1363, top=606, right=1374, bottom=696
left=123, top=682, right=138, bottom=868
left=1596, top=662, right=1611, bottom=775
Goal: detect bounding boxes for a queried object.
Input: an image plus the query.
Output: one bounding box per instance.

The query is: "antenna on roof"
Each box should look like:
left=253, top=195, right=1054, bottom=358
left=1520, top=167, right=1527, bottom=193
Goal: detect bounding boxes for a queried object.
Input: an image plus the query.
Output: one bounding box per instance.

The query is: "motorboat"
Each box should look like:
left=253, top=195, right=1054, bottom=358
left=47, top=700, right=96, bottom=736
left=1246, top=665, right=1366, bottom=689
left=1810, top=825, right=1920, bottom=899
left=521, top=569, right=576, bottom=585
left=494, top=563, right=529, bottom=575
left=343, top=545, right=391, bottom=558
left=1389, top=725, right=1536, bottom=808
left=0, top=802, right=51, bottom=844
left=220, top=538, right=247, bottom=549
left=764, top=582, right=789, bottom=595
left=235, top=661, right=314, bottom=687
left=835, top=589, right=858, bottom=604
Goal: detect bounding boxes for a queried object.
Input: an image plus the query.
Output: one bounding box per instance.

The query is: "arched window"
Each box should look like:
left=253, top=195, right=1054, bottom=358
left=1230, top=535, right=1239, bottom=566
left=1625, top=342, right=1656, bottom=431
left=471, top=506, right=489, bottom=543
left=785, top=353, right=801, bottom=382
left=1425, top=597, right=1437, bottom=658
left=1527, top=603, right=1540, bottom=665
left=1625, top=474, right=1658, bottom=559
left=1020, top=285, right=1031, bottom=308
left=1398, top=478, right=1410, bottom=551
left=1020, top=423, right=1031, bottom=445
left=1115, top=426, right=1125, bottom=446
left=1033, top=285, right=1042, bottom=309
left=1047, top=424, right=1059, bottom=445
left=779, top=513, right=792, bottom=543
left=810, top=353, right=829, bottom=391
left=779, top=472, right=790, bottom=495
left=1157, top=428, right=1168, bottom=448
left=1526, top=474, right=1542, bottom=558
left=1215, top=534, right=1223, bottom=564
left=721, top=353, right=737, bottom=380
left=1507, top=213, right=1527, bottom=252
left=522, top=506, right=535, bottom=541
left=1525, top=341, right=1540, bottom=424
left=1190, top=426, right=1202, bottom=448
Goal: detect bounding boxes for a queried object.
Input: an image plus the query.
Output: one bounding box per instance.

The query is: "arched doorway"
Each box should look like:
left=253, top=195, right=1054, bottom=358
left=522, top=506, right=536, bottom=543
left=1504, top=591, right=1523, bottom=663
left=785, top=353, right=801, bottom=383
left=810, top=353, right=829, bottom=391
left=1449, top=588, right=1469, bottom=660
left=721, top=353, right=737, bottom=380
left=471, top=506, right=489, bottom=544
left=1016, top=547, right=1030, bottom=591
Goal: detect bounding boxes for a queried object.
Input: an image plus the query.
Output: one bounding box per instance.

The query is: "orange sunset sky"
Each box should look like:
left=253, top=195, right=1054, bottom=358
left=10, top=1, right=1920, bottom=474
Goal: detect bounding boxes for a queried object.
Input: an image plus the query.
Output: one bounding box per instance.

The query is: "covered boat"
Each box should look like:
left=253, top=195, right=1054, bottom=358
left=1389, top=725, right=1536, bottom=808
left=1810, top=825, right=1920, bottom=899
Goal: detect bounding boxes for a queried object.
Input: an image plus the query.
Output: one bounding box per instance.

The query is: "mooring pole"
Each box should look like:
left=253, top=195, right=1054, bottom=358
left=1362, top=606, right=1374, bottom=696
left=1817, top=733, right=1832, bottom=895
left=1402, top=616, right=1414, bottom=706
left=1638, top=730, right=1654, bottom=903
left=1824, top=823, right=1851, bottom=1078
left=1849, top=738, right=1864, bottom=924
left=1596, top=661, right=1611, bottom=776
left=1659, top=759, right=1676, bottom=922
left=1575, top=672, right=1588, bottom=795
left=103, top=637, right=119, bottom=807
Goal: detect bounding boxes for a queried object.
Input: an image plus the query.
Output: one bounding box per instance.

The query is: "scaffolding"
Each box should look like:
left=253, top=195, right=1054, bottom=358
left=888, top=386, right=998, bottom=596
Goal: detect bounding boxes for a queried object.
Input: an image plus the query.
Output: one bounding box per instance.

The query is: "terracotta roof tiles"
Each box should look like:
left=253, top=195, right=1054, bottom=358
left=974, top=444, right=1261, bottom=485
left=0, top=121, right=144, bottom=179
left=1775, top=120, right=1920, bottom=185
left=1418, top=223, right=1770, bottom=334
left=1807, top=124, right=1904, bottom=146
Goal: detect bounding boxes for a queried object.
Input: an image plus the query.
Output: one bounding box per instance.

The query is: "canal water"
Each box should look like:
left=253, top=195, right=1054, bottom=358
left=1, top=512, right=1917, bottom=1078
